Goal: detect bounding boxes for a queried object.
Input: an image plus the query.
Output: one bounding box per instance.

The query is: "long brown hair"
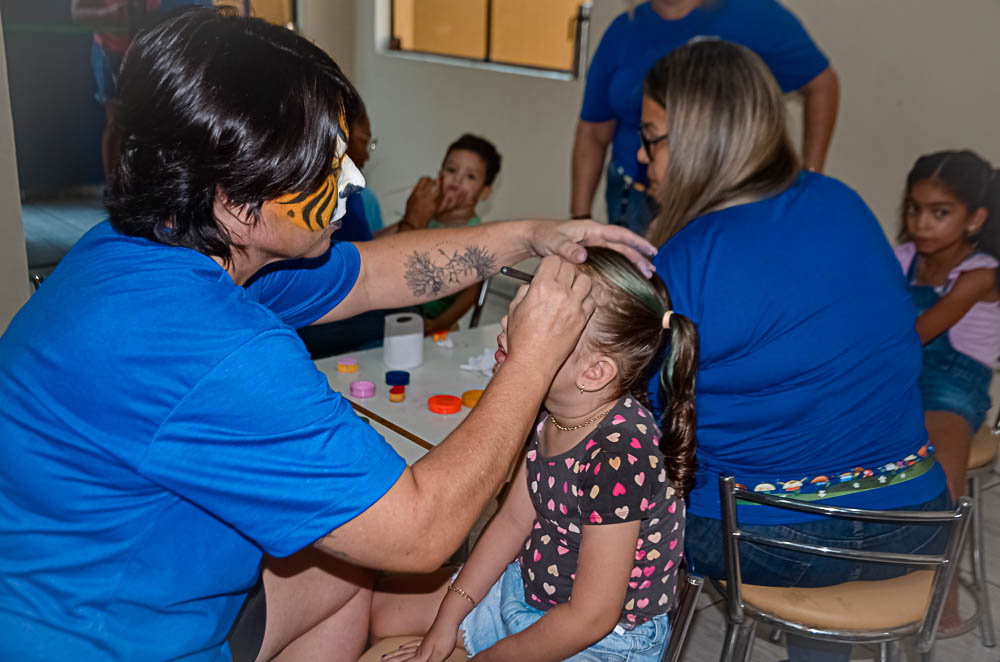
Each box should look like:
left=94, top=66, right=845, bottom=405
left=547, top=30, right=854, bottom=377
left=642, top=39, right=800, bottom=247
left=579, top=248, right=699, bottom=497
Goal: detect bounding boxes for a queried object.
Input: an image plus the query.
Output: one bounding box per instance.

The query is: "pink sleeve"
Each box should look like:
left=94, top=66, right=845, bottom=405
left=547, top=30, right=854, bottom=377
left=894, top=242, right=916, bottom=274
left=950, top=252, right=999, bottom=280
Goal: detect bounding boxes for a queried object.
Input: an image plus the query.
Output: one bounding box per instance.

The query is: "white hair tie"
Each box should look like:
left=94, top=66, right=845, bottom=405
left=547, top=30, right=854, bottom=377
left=662, top=311, right=673, bottom=329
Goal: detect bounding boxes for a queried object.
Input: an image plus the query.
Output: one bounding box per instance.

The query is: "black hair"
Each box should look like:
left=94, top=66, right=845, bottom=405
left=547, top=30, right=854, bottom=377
left=105, top=6, right=361, bottom=262
left=444, top=134, right=502, bottom=186
left=900, top=150, right=1000, bottom=282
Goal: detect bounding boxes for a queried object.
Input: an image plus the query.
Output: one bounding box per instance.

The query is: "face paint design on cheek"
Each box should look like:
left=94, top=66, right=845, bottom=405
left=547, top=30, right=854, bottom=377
left=267, top=115, right=363, bottom=232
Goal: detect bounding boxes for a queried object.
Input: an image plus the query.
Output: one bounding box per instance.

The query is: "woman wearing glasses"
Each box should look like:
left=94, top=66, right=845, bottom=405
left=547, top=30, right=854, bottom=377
left=570, top=0, right=838, bottom=236
left=640, top=41, right=948, bottom=662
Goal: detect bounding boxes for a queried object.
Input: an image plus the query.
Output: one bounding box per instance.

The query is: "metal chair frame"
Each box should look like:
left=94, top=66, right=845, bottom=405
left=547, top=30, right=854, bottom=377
left=662, top=573, right=704, bottom=662
left=717, top=474, right=973, bottom=662
left=963, top=408, right=1000, bottom=646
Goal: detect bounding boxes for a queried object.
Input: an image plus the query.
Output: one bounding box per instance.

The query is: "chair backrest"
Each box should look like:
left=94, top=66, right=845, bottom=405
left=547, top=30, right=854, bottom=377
left=468, top=278, right=491, bottom=329
left=662, top=573, right=704, bottom=662
left=718, top=475, right=972, bottom=653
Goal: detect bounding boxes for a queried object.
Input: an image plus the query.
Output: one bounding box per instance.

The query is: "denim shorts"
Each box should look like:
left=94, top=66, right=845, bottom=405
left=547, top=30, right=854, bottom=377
left=920, top=347, right=992, bottom=432
left=461, top=561, right=671, bottom=662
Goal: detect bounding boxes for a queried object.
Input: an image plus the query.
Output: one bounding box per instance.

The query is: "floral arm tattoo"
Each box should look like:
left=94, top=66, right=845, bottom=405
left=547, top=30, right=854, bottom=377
left=404, top=246, right=497, bottom=298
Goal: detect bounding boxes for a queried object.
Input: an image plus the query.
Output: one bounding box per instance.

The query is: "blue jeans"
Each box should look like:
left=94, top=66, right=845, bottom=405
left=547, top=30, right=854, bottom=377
left=604, top=163, right=657, bottom=237
left=461, top=561, right=671, bottom=662
left=686, top=488, right=951, bottom=662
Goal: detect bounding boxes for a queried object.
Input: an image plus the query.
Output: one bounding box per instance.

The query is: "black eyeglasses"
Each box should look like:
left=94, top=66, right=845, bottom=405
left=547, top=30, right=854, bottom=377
left=639, top=130, right=669, bottom=158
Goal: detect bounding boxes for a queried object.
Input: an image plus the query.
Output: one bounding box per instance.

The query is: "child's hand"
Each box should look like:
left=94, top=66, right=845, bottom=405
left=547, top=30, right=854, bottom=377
left=379, top=626, right=462, bottom=662
left=401, top=177, right=440, bottom=230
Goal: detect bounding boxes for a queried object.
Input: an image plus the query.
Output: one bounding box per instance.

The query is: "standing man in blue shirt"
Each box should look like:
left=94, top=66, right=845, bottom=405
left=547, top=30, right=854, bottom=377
left=570, top=0, right=839, bottom=234
left=0, top=8, right=655, bottom=661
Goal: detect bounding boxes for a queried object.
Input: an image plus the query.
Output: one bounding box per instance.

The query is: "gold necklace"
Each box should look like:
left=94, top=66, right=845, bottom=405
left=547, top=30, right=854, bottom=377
left=548, top=408, right=612, bottom=432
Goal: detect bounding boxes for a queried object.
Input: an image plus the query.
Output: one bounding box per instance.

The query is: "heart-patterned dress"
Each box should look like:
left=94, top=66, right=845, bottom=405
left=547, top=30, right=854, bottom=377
left=519, top=395, right=684, bottom=629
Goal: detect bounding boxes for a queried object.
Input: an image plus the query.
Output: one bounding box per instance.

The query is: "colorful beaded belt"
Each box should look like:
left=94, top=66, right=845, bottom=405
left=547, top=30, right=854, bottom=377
left=735, top=444, right=935, bottom=502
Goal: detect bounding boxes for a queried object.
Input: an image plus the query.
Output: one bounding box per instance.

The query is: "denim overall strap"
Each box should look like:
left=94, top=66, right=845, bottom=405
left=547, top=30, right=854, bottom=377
left=904, top=251, right=993, bottom=430
left=905, top=252, right=952, bottom=355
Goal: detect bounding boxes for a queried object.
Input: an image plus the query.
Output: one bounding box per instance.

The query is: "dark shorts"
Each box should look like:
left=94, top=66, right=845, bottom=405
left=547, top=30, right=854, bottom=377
left=227, top=575, right=267, bottom=662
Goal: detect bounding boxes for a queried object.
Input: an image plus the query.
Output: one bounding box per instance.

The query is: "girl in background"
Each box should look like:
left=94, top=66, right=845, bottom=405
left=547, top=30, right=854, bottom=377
left=895, top=150, right=1000, bottom=504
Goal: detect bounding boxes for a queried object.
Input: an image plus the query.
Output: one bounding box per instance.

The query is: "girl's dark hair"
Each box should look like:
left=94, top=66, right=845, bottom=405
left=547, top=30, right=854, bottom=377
left=445, top=134, right=502, bottom=186
left=105, top=7, right=361, bottom=262
left=579, top=248, right=699, bottom=497
left=900, top=150, right=1000, bottom=277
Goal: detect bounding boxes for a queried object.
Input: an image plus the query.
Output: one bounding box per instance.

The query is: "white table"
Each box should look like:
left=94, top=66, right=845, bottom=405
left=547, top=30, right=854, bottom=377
left=315, top=324, right=501, bottom=463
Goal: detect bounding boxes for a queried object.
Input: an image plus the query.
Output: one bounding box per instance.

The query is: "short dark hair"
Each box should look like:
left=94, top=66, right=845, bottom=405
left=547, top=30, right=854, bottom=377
left=444, top=134, right=502, bottom=186
left=105, top=7, right=360, bottom=262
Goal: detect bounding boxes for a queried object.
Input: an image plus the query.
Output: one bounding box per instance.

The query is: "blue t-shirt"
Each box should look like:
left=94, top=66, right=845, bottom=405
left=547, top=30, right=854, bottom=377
left=331, top=190, right=376, bottom=243
left=581, top=0, right=829, bottom=181
left=650, top=173, right=945, bottom=524
left=0, top=222, right=406, bottom=660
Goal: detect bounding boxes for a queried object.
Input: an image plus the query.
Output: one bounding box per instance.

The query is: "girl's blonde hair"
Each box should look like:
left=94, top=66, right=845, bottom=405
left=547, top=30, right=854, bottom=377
left=579, top=248, right=699, bottom=497
left=642, top=39, right=800, bottom=247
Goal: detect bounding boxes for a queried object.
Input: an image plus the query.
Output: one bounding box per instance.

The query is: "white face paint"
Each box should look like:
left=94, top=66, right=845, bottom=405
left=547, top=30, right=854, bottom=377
left=332, top=152, right=365, bottom=226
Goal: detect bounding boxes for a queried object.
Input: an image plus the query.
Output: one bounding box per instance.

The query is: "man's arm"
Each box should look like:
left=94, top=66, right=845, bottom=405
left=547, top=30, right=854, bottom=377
left=799, top=67, right=839, bottom=173
left=315, top=257, right=595, bottom=572
left=570, top=119, right=616, bottom=218
left=315, top=219, right=655, bottom=324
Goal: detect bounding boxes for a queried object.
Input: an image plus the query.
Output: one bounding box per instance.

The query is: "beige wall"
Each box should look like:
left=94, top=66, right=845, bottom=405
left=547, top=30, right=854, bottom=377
left=784, top=0, right=1000, bottom=233
left=301, top=0, right=1000, bottom=238
left=0, top=10, right=29, bottom=334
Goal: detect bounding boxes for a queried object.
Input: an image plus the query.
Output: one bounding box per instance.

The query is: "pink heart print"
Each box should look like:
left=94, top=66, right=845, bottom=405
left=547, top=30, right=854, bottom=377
left=669, top=538, right=678, bottom=550
left=612, top=415, right=626, bottom=425
left=613, top=482, right=627, bottom=496
left=631, top=567, right=642, bottom=578
left=590, top=511, right=602, bottom=524
left=630, top=439, right=642, bottom=448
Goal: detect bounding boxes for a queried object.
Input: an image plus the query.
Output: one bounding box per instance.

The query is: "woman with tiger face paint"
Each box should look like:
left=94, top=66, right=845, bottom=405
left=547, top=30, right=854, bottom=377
left=0, top=7, right=656, bottom=662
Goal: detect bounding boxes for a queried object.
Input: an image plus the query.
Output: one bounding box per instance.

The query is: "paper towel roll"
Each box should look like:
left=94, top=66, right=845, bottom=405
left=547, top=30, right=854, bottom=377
left=384, top=313, right=423, bottom=369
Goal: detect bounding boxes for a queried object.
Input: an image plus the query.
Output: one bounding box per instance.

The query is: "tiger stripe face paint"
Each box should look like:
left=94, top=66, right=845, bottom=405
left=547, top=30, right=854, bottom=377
left=265, top=115, right=366, bottom=232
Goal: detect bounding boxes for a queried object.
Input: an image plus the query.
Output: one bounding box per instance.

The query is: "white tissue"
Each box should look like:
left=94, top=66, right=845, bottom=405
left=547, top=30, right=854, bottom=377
left=460, top=348, right=497, bottom=377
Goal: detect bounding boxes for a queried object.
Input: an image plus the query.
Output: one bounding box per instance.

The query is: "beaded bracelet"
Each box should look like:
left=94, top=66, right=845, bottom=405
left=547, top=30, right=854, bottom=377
left=447, top=583, right=477, bottom=608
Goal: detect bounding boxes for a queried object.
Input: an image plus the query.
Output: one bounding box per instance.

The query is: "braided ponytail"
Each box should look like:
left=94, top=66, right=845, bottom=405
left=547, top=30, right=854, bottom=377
left=658, top=313, right=699, bottom=498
